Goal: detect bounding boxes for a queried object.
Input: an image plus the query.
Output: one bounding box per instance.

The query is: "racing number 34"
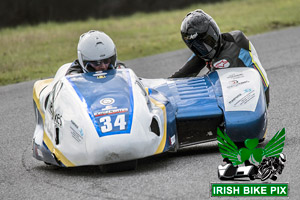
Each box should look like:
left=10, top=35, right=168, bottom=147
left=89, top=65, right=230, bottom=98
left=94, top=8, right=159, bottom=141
left=99, top=114, right=126, bottom=133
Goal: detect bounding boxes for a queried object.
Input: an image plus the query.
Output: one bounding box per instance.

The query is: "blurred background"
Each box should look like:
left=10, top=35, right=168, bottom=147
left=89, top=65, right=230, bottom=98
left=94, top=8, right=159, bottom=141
left=0, top=0, right=299, bottom=85
left=0, top=0, right=223, bottom=28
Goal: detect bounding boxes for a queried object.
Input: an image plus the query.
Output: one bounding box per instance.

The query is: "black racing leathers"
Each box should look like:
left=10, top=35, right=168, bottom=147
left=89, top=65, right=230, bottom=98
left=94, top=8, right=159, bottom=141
left=65, top=60, right=84, bottom=75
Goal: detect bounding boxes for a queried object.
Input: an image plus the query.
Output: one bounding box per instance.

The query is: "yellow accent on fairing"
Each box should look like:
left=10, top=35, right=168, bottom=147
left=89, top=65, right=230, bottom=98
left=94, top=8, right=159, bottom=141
left=249, top=43, right=269, bottom=87
left=43, top=132, right=75, bottom=167
left=33, top=78, right=53, bottom=120
left=145, top=87, right=149, bottom=95
left=263, top=127, right=268, bottom=139
left=33, top=78, right=75, bottom=167
left=150, top=98, right=167, bottom=154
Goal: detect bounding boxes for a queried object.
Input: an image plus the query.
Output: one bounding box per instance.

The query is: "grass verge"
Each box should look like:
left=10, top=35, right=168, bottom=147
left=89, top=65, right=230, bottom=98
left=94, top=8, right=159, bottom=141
left=1, top=0, right=300, bottom=85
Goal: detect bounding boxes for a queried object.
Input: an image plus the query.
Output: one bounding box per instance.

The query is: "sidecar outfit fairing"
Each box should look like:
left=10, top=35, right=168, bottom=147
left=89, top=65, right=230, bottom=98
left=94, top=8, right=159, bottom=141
left=32, top=66, right=267, bottom=167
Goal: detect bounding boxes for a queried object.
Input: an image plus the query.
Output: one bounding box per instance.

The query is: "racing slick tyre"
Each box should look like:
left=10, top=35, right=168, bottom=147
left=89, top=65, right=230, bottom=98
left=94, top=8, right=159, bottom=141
left=261, top=168, right=272, bottom=181
left=99, top=160, right=138, bottom=173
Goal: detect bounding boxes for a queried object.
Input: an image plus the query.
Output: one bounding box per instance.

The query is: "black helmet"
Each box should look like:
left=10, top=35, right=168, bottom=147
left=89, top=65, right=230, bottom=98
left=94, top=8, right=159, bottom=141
left=181, top=9, right=221, bottom=61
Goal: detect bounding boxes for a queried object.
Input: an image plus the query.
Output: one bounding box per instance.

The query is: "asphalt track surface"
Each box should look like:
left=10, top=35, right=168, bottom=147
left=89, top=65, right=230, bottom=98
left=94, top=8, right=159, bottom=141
left=1, top=26, right=300, bottom=199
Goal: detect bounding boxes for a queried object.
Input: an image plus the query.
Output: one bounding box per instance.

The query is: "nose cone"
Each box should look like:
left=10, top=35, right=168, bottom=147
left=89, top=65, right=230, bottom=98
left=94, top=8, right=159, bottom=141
left=67, top=69, right=134, bottom=138
left=85, top=116, right=159, bottom=165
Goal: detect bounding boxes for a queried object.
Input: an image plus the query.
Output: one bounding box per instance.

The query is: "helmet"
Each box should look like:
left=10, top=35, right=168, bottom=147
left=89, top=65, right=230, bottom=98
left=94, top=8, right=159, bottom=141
left=181, top=9, right=221, bottom=61
left=279, top=153, right=286, bottom=164
left=77, top=30, right=117, bottom=72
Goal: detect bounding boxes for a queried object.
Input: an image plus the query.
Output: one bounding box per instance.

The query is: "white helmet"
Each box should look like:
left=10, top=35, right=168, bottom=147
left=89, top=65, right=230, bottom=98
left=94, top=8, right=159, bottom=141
left=77, top=30, right=117, bottom=72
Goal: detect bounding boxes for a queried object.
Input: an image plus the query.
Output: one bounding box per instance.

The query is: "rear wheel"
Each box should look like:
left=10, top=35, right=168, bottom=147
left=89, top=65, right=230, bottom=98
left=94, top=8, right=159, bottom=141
left=100, top=160, right=138, bottom=173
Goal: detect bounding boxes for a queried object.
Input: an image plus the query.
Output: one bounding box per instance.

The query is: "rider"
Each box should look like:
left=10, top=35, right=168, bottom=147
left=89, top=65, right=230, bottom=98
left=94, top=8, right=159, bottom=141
left=170, top=9, right=269, bottom=105
left=40, top=30, right=126, bottom=114
left=66, top=30, right=125, bottom=75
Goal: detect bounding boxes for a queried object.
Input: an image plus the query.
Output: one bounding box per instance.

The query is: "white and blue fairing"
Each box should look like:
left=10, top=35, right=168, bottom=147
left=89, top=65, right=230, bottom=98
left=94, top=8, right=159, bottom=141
left=33, top=66, right=267, bottom=167
left=67, top=70, right=134, bottom=137
left=33, top=67, right=177, bottom=167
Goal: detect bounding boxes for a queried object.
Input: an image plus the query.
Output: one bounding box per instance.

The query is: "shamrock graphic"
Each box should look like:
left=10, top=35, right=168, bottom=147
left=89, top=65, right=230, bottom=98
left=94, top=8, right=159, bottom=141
left=239, top=138, right=264, bottom=164
left=217, top=128, right=285, bottom=166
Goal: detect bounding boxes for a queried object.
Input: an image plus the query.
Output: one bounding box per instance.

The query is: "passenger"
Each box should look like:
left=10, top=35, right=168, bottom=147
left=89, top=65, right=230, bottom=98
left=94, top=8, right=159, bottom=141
left=170, top=9, right=269, bottom=105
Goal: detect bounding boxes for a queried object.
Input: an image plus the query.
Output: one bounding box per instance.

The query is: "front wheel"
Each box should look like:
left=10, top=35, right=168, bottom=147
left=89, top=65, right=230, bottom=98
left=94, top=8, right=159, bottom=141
left=261, top=168, right=272, bottom=181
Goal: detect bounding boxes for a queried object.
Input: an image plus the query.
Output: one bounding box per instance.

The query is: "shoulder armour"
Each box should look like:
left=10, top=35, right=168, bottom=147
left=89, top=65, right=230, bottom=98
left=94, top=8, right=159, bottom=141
left=65, top=60, right=83, bottom=75
left=224, top=30, right=249, bottom=50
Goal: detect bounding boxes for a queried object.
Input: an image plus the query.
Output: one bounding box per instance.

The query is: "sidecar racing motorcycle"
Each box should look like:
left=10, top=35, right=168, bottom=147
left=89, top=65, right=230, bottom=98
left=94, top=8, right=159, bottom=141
left=32, top=64, right=268, bottom=169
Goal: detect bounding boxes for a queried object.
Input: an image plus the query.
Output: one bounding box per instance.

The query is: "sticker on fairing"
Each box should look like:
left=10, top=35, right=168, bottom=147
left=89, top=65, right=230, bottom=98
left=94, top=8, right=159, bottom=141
left=217, top=68, right=260, bottom=112
left=70, top=120, right=84, bottom=142
left=213, top=59, right=230, bottom=68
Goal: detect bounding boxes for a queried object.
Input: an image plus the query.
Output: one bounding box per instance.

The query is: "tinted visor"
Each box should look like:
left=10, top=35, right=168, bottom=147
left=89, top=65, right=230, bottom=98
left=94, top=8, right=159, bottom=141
left=184, top=25, right=218, bottom=58
left=84, top=58, right=111, bottom=67
left=83, top=58, right=112, bottom=72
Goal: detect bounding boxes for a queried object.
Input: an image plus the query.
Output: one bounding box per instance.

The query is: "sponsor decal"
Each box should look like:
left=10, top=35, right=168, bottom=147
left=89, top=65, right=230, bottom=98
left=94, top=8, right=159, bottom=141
left=54, top=113, right=62, bottom=127
left=93, top=72, right=107, bottom=78
left=100, top=98, right=115, bottom=105
left=171, top=135, right=176, bottom=145
left=70, top=120, right=84, bottom=142
left=227, top=73, right=244, bottom=80
left=94, top=108, right=128, bottom=117
left=233, top=89, right=255, bottom=107
left=185, top=32, right=198, bottom=40
left=218, top=69, right=260, bottom=112
left=97, top=75, right=106, bottom=79
left=227, top=80, right=249, bottom=89
left=226, top=88, right=255, bottom=107
left=230, top=80, right=238, bottom=84
left=210, top=128, right=288, bottom=197
left=229, top=93, right=242, bottom=104
left=48, top=102, right=54, bottom=117
left=102, top=105, right=118, bottom=110
left=214, top=59, right=230, bottom=68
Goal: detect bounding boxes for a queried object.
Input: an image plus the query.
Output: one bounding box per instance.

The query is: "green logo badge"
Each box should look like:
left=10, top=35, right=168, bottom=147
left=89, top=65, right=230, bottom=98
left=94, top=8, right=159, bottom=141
left=217, top=128, right=286, bottom=181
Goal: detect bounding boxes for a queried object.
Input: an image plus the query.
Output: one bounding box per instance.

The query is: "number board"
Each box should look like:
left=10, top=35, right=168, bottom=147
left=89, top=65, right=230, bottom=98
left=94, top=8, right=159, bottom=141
left=67, top=69, right=134, bottom=137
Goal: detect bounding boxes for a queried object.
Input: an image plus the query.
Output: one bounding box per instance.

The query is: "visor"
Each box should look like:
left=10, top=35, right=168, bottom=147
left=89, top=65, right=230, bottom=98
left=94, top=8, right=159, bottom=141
left=84, top=58, right=111, bottom=67
left=83, top=58, right=112, bottom=72
left=184, top=25, right=218, bottom=58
